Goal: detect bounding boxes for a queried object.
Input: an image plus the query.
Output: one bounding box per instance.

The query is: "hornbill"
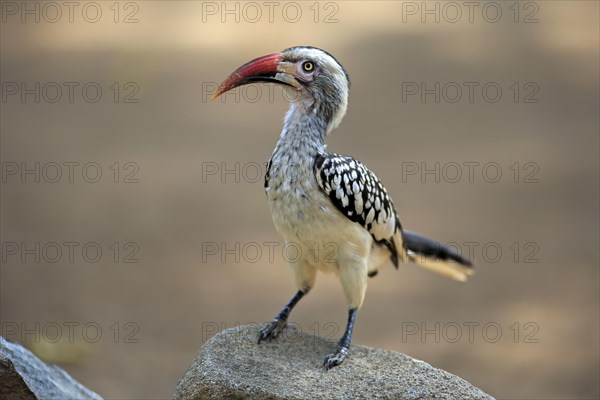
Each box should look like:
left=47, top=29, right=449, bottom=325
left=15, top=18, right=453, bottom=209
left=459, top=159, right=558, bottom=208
left=212, top=46, right=473, bottom=369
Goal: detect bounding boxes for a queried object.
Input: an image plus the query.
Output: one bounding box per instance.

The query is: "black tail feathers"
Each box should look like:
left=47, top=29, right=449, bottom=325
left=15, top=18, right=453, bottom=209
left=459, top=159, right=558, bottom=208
left=403, top=230, right=474, bottom=281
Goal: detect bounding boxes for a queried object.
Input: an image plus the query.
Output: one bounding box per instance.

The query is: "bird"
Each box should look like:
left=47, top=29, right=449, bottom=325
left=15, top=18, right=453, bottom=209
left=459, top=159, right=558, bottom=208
left=211, top=46, right=474, bottom=369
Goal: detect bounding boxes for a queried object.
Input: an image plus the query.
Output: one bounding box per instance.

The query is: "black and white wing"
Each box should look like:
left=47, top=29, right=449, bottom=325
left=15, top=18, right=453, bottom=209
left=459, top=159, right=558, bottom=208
left=314, top=153, right=405, bottom=266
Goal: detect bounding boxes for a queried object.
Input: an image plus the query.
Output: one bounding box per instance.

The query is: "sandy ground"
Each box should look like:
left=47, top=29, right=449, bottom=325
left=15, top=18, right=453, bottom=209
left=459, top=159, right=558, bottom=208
left=1, top=2, right=598, bottom=399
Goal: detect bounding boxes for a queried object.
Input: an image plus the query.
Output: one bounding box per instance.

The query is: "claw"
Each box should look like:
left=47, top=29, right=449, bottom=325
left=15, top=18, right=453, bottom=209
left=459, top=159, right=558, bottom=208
left=257, top=319, right=287, bottom=344
left=323, top=345, right=349, bottom=370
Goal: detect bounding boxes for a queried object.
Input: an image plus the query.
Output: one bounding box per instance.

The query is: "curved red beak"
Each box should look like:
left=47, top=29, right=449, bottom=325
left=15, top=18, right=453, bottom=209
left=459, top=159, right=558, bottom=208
left=211, top=53, right=284, bottom=100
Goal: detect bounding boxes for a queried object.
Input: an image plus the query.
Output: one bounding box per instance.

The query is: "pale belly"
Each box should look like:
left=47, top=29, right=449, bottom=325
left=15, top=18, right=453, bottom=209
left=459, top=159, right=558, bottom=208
left=267, top=180, right=390, bottom=274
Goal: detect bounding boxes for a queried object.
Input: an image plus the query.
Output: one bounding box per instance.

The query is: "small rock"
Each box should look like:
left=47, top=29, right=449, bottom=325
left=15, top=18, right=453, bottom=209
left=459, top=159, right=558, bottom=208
left=174, top=324, right=494, bottom=400
left=0, top=337, right=102, bottom=400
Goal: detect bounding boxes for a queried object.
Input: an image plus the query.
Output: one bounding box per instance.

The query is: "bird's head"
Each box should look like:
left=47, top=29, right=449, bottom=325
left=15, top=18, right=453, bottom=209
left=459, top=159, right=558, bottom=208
left=212, top=46, right=350, bottom=133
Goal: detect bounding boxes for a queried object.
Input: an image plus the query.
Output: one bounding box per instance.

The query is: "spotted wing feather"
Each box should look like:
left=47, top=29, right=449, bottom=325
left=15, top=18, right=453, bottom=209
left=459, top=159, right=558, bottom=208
left=314, top=153, right=404, bottom=266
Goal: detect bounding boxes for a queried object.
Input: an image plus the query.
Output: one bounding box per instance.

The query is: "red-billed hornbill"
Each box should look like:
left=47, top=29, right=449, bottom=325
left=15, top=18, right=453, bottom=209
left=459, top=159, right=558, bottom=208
left=212, top=46, right=473, bottom=369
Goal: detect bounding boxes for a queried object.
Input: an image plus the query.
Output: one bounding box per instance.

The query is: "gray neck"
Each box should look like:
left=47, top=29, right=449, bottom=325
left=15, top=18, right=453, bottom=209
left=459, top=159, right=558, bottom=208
left=272, top=102, right=328, bottom=161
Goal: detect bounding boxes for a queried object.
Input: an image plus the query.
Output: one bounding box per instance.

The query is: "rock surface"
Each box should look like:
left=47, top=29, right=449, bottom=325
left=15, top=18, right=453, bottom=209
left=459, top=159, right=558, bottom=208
left=174, top=324, right=495, bottom=400
left=0, top=337, right=102, bottom=400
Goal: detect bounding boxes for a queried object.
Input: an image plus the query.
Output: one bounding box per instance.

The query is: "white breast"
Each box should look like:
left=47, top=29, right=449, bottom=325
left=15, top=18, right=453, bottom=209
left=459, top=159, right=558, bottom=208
left=267, top=160, right=378, bottom=274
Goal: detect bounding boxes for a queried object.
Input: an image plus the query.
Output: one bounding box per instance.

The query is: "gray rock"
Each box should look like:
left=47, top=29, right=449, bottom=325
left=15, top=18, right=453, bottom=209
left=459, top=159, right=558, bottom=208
left=0, top=337, right=102, bottom=400
left=174, top=324, right=494, bottom=400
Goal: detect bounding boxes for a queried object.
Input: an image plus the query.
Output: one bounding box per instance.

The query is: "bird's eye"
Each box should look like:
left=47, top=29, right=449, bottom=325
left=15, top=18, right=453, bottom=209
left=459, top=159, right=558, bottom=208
left=302, top=61, right=314, bottom=73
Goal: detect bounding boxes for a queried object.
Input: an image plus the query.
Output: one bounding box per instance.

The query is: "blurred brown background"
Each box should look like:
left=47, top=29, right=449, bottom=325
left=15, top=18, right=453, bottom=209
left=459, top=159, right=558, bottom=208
left=1, top=1, right=598, bottom=399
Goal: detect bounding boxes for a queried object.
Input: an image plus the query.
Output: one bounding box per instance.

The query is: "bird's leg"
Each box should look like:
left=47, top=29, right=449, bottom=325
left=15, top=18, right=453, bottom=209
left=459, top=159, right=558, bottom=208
left=324, top=253, right=367, bottom=369
left=323, top=308, right=357, bottom=369
left=258, top=289, right=306, bottom=343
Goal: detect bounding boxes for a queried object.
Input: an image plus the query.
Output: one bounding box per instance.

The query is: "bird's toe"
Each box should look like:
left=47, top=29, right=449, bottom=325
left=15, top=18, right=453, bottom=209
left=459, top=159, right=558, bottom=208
left=323, top=346, right=349, bottom=370
left=257, top=319, right=287, bottom=344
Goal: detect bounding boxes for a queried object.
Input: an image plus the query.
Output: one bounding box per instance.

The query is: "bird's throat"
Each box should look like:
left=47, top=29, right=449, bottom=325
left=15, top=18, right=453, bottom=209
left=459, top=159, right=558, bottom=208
left=274, top=103, right=328, bottom=158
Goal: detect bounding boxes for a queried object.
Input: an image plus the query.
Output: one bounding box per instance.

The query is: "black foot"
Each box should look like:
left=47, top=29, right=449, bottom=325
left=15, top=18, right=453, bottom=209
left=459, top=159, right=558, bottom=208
left=257, top=319, right=287, bottom=344
left=323, top=345, right=349, bottom=370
